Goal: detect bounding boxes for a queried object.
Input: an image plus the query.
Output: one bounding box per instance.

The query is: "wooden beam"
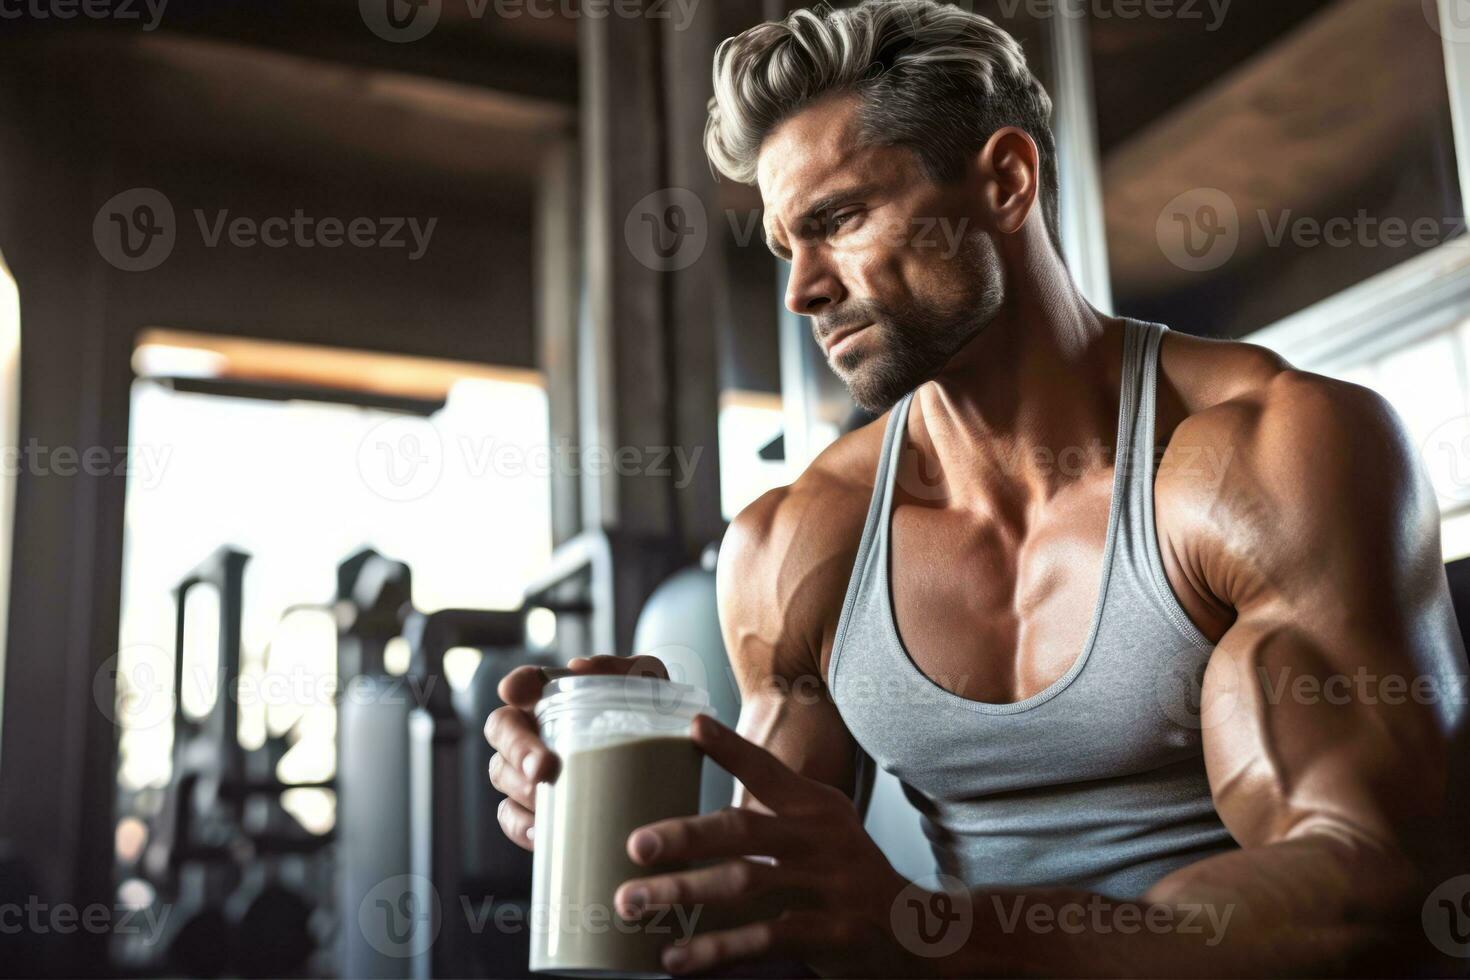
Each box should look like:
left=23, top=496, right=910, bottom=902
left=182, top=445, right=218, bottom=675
left=1103, top=0, right=1454, bottom=296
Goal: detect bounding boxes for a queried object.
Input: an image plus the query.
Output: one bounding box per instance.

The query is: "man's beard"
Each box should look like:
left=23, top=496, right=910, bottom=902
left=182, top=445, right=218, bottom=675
left=817, top=242, right=1004, bottom=414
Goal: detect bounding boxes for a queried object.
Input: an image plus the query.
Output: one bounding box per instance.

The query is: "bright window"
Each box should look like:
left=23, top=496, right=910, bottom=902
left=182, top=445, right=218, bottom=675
left=113, top=368, right=553, bottom=821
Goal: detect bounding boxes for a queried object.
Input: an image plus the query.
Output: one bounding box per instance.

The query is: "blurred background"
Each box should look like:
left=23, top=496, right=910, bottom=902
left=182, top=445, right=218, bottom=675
left=0, top=0, right=1468, bottom=976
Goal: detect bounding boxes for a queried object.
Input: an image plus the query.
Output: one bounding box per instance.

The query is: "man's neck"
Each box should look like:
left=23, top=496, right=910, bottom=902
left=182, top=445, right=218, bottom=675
left=910, top=265, right=1122, bottom=518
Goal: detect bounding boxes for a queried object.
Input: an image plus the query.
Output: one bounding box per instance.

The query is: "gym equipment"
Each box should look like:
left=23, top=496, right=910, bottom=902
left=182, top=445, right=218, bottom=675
left=126, top=546, right=332, bottom=977
left=335, top=544, right=554, bottom=979
left=335, top=549, right=418, bottom=980
left=403, top=607, right=533, bottom=978
left=522, top=528, right=687, bottom=661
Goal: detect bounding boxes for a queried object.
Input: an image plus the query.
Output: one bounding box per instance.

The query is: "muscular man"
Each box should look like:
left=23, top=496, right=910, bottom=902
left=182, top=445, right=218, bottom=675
left=486, top=1, right=1469, bottom=974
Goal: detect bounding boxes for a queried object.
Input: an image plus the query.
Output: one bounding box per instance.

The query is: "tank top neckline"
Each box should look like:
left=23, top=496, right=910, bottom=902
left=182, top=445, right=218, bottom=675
left=868, top=318, right=1149, bottom=715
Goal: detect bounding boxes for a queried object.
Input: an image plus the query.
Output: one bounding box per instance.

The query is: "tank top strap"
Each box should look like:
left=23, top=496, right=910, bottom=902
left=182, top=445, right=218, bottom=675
left=1126, top=318, right=1167, bottom=483
left=1113, top=319, right=1210, bottom=647
left=828, top=389, right=915, bottom=682
left=1112, top=318, right=1160, bottom=570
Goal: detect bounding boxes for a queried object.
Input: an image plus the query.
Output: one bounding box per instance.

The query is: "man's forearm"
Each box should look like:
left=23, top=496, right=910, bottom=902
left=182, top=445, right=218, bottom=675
left=919, top=837, right=1431, bottom=978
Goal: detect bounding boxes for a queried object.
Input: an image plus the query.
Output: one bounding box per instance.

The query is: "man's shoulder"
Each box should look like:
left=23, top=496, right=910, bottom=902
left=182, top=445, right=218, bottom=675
left=716, top=408, right=892, bottom=647
left=724, top=411, right=890, bottom=576
left=1156, top=332, right=1431, bottom=586
left=1159, top=331, right=1411, bottom=489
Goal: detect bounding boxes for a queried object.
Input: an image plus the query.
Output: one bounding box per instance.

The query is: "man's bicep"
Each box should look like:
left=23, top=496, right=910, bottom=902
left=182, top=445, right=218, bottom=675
left=714, top=492, right=864, bottom=805
left=1197, top=376, right=1464, bottom=855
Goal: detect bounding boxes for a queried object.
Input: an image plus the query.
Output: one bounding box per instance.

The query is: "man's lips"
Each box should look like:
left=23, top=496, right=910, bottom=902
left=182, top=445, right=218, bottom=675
left=821, top=323, right=872, bottom=356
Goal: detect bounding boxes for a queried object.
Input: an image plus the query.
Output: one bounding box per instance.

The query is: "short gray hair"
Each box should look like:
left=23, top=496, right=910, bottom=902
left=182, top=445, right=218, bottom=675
left=705, top=0, right=1060, bottom=251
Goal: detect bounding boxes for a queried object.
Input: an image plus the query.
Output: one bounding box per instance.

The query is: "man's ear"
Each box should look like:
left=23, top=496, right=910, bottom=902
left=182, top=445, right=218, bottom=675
left=977, top=127, right=1040, bottom=236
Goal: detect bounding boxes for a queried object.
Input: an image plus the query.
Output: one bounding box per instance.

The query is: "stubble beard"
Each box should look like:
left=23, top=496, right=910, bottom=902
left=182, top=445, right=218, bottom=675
left=828, top=238, right=1004, bottom=414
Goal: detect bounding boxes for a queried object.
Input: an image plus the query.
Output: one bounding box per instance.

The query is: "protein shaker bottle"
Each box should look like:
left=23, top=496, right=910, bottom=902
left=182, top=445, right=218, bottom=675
left=530, top=674, right=709, bottom=977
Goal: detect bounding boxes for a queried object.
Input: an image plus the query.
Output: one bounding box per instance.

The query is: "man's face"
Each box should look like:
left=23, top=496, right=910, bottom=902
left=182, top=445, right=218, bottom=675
left=758, top=93, right=1005, bottom=413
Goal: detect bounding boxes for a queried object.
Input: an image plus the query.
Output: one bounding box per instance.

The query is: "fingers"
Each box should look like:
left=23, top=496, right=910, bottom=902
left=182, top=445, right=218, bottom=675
left=626, top=807, right=812, bottom=866
left=483, top=705, right=559, bottom=785
left=486, top=654, right=676, bottom=845
left=488, top=751, right=536, bottom=810
left=661, top=910, right=845, bottom=976
left=615, top=858, right=800, bottom=920
left=497, top=796, right=535, bottom=852
left=689, top=715, right=819, bottom=815
left=496, top=664, right=554, bottom=710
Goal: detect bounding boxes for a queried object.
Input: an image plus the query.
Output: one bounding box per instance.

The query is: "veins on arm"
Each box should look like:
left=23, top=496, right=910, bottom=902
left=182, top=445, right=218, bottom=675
left=715, top=476, right=869, bottom=804
left=1145, top=370, right=1465, bottom=970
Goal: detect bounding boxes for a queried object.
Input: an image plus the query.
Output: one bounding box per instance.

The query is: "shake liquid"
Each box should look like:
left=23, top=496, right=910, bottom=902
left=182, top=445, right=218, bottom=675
left=530, top=735, right=704, bottom=977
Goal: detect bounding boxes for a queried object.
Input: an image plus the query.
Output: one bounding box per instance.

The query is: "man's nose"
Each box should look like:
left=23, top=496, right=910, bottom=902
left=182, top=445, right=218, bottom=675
left=784, top=249, right=845, bottom=316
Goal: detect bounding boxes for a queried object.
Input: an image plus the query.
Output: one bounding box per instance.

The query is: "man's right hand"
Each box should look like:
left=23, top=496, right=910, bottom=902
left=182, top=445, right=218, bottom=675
left=484, top=654, right=670, bottom=851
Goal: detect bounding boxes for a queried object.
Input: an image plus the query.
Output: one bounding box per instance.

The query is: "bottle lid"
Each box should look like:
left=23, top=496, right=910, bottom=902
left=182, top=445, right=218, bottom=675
left=535, top=672, right=710, bottom=729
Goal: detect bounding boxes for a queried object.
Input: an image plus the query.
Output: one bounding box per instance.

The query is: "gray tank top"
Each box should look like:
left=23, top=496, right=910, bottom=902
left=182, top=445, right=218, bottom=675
left=829, top=318, right=1238, bottom=899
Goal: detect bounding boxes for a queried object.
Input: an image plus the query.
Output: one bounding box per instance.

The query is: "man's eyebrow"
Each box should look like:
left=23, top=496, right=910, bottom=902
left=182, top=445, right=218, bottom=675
left=765, top=183, right=878, bottom=260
